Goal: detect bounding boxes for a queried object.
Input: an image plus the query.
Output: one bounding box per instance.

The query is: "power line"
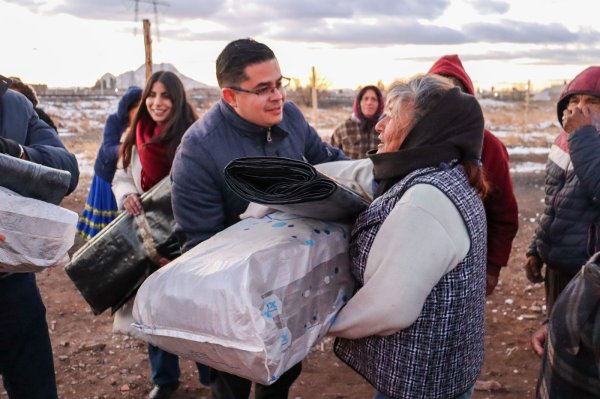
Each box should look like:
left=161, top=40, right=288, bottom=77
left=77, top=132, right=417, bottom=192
left=130, top=0, right=170, bottom=41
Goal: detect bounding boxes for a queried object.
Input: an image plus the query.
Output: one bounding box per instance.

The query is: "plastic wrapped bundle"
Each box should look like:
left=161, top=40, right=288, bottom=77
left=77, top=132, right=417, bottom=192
left=133, top=212, right=354, bottom=384
left=0, top=186, right=77, bottom=272
left=0, top=152, right=71, bottom=205
left=65, top=177, right=179, bottom=315
left=224, top=156, right=370, bottom=221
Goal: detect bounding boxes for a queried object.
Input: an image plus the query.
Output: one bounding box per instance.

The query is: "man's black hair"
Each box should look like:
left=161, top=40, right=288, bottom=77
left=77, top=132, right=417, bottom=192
left=216, top=38, right=276, bottom=88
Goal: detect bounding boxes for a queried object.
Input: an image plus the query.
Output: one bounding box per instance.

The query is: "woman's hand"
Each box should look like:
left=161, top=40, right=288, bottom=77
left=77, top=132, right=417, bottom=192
left=123, top=193, right=142, bottom=216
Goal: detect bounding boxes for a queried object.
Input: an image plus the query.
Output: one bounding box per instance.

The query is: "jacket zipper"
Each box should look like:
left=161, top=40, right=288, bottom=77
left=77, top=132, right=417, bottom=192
left=266, top=128, right=272, bottom=142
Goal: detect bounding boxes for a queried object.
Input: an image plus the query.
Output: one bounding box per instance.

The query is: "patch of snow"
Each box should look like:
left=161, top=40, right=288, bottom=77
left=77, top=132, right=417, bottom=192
left=521, top=131, right=555, bottom=139
left=535, top=121, right=560, bottom=130
left=478, top=99, right=517, bottom=108
left=75, top=153, right=94, bottom=176
left=507, top=147, right=549, bottom=155
left=510, top=162, right=545, bottom=173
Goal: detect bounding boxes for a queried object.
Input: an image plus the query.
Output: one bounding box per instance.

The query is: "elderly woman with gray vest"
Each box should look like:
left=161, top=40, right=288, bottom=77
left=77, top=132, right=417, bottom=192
left=328, top=74, right=488, bottom=399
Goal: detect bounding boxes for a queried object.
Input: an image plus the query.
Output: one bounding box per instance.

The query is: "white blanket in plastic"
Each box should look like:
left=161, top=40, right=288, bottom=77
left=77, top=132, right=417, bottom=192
left=133, top=212, right=354, bottom=384
left=0, top=186, right=78, bottom=272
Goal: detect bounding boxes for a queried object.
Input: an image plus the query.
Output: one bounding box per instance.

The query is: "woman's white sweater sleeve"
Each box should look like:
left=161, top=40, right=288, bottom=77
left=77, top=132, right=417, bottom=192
left=314, top=158, right=374, bottom=201
left=112, top=160, right=138, bottom=210
left=329, top=184, right=470, bottom=339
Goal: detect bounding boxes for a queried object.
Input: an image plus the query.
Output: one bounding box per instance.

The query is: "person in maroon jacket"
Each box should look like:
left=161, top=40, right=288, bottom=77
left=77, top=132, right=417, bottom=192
left=428, top=54, right=519, bottom=295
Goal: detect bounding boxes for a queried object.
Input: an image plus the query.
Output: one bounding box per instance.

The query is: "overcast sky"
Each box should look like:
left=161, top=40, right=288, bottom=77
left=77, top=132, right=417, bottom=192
left=2, top=0, right=598, bottom=90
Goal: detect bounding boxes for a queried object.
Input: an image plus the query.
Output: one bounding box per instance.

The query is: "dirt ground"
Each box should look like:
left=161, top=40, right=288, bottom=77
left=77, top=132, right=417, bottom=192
left=2, top=101, right=551, bottom=399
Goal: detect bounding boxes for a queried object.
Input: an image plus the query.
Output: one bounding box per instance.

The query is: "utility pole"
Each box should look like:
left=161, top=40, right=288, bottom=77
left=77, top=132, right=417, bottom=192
left=311, top=66, right=318, bottom=127
left=143, top=19, right=152, bottom=82
left=524, top=79, right=531, bottom=133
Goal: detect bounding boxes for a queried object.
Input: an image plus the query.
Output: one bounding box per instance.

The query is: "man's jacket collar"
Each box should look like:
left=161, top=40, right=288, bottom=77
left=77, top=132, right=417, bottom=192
left=218, top=99, right=289, bottom=139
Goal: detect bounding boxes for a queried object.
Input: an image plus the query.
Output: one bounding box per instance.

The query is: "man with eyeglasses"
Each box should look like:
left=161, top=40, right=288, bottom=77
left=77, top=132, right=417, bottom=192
left=170, top=38, right=347, bottom=399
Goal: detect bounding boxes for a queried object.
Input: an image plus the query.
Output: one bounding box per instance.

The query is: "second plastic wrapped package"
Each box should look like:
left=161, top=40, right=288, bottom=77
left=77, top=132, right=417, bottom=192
left=0, top=186, right=77, bottom=272
left=133, top=212, right=354, bottom=384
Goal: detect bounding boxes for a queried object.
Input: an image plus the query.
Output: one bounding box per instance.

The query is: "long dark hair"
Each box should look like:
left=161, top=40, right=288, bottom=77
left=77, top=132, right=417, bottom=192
left=354, top=85, right=384, bottom=134
left=120, top=71, right=198, bottom=169
left=462, top=161, right=489, bottom=199
left=8, top=77, right=39, bottom=106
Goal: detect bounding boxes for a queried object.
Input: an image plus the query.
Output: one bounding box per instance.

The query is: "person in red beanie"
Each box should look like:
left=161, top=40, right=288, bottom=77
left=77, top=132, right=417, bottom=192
left=428, top=54, right=519, bottom=296
left=525, top=66, right=600, bottom=359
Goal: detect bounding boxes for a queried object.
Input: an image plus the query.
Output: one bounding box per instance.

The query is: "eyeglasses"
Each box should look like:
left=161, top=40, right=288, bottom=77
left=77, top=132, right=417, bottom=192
left=229, top=77, right=291, bottom=97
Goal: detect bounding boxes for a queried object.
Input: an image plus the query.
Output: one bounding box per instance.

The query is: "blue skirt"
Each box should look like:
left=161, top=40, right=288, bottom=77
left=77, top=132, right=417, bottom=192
left=77, top=175, right=119, bottom=240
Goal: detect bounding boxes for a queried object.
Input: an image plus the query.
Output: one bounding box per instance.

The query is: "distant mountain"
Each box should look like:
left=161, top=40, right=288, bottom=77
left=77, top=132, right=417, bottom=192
left=96, top=63, right=210, bottom=91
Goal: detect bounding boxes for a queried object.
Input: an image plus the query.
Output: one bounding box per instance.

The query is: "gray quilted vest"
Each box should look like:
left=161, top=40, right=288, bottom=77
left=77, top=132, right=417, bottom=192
left=334, top=164, right=487, bottom=399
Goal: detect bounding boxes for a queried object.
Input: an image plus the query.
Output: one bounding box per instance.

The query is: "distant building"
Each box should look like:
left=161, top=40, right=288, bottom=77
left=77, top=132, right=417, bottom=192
left=30, top=84, right=48, bottom=96
left=94, top=73, right=118, bottom=93
left=532, top=83, right=566, bottom=102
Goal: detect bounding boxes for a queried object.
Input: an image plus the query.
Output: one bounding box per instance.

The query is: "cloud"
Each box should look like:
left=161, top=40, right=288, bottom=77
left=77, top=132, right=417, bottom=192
left=254, top=0, right=450, bottom=19
left=7, top=0, right=600, bottom=48
left=397, top=47, right=600, bottom=65
left=159, top=24, right=268, bottom=42
left=5, top=0, right=223, bottom=21
left=9, top=0, right=40, bottom=6
left=249, top=19, right=593, bottom=47
left=481, top=48, right=600, bottom=65
left=157, top=17, right=600, bottom=49
left=270, top=19, right=466, bottom=45
left=464, top=20, right=584, bottom=43
left=466, top=0, right=510, bottom=14
left=156, top=0, right=223, bottom=19
left=7, top=0, right=449, bottom=21
left=158, top=18, right=466, bottom=46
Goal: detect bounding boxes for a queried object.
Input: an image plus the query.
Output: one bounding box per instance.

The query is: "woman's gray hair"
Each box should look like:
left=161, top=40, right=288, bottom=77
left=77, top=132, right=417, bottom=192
left=386, top=74, right=454, bottom=127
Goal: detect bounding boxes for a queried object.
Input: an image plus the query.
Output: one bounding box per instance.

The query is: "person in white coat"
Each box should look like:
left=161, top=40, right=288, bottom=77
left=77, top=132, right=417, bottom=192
left=112, top=70, right=202, bottom=399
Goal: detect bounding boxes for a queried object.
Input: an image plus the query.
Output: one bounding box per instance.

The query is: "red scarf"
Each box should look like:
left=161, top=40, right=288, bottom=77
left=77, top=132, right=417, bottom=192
left=136, top=116, right=171, bottom=192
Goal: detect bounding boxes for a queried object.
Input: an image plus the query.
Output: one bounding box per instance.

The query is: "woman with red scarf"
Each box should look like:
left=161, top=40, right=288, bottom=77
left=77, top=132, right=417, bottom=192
left=112, top=70, right=202, bottom=399
left=113, top=71, right=197, bottom=215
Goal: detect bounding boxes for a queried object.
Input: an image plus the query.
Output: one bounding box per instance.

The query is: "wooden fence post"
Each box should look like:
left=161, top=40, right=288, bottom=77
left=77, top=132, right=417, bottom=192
left=311, top=66, right=318, bottom=127
left=524, top=80, right=531, bottom=133
left=143, top=19, right=152, bottom=83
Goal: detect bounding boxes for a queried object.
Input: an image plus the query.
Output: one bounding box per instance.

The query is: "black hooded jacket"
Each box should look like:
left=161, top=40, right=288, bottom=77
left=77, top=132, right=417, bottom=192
left=527, top=67, right=600, bottom=275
